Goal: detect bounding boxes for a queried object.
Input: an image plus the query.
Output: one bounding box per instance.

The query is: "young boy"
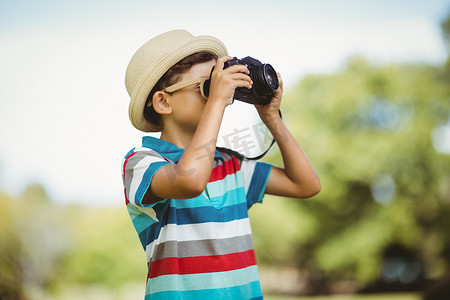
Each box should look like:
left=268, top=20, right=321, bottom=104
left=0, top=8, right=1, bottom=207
left=122, top=30, right=321, bottom=300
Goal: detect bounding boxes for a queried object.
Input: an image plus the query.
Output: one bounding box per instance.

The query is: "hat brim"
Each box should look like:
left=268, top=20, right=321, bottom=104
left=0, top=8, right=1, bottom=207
left=129, top=35, right=228, bottom=132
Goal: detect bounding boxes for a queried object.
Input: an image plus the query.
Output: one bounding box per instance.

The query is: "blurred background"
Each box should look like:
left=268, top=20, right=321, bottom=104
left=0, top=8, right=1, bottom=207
left=1, top=0, right=450, bottom=299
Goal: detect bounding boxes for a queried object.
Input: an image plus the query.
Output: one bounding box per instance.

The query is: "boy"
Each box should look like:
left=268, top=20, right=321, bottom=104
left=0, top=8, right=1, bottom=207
left=122, top=30, right=320, bottom=300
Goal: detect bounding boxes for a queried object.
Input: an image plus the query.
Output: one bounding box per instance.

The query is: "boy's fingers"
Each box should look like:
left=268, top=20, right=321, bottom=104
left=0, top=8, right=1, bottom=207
left=230, top=73, right=253, bottom=86
left=224, top=64, right=250, bottom=75
left=277, top=72, right=283, bottom=91
left=215, top=57, right=250, bottom=75
left=238, top=80, right=253, bottom=90
left=215, top=56, right=233, bottom=71
left=270, top=73, right=283, bottom=100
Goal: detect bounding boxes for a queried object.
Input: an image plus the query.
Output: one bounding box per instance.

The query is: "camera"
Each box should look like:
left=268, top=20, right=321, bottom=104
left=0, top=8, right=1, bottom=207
left=202, top=56, right=279, bottom=105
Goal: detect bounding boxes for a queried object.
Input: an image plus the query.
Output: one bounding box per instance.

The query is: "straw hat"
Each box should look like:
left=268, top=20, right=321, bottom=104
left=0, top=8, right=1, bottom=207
left=125, top=30, right=228, bottom=132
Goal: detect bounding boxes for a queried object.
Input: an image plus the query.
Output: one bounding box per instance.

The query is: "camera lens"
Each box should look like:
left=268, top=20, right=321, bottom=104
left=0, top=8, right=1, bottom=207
left=263, top=64, right=278, bottom=91
left=252, top=64, right=279, bottom=95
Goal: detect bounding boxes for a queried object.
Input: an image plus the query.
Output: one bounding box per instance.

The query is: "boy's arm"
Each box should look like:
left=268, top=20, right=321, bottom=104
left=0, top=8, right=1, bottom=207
left=256, top=74, right=321, bottom=199
left=147, top=56, right=253, bottom=201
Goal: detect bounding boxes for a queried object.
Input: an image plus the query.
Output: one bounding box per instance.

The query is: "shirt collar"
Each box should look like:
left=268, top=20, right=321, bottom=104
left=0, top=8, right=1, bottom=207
left=142, top=136, right=223, bottom=163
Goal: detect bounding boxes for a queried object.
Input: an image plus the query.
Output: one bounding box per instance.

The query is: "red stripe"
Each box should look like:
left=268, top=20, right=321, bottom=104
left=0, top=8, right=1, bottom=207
left=124, top=188, right=130, bottom=205
left=209, top=156, right=241, bottom=183
left=148, top=249, right=256, bottom=278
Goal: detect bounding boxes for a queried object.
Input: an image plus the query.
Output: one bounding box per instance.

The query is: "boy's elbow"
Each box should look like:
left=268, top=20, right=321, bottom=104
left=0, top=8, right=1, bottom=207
left=309, top=177, right=321, bottom=196
left=179, top=176, right=207, bottom=199
left=298, top=178, right=321, bottom=199
left=309, top=181, right=321, bottom=197
left=187, top=182, right=206, bottom=198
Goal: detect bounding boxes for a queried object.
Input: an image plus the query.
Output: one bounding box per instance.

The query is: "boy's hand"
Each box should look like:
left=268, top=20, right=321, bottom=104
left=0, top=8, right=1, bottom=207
left=208, top=56, right=253, bottom=106
left=255, top=72, right=283, bottom=123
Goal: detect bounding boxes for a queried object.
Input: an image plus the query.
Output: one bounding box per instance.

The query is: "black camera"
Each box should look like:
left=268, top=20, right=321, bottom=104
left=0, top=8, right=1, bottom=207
left=202, top=56, right=279, bottom=105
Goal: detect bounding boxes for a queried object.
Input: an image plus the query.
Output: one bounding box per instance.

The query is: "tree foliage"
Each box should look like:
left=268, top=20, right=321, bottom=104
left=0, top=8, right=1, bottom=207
left=0, top=186, right=146, bottom=299
left=252, top=55, right=450, bottom=293
left=1, top=11, right=450, bottom=298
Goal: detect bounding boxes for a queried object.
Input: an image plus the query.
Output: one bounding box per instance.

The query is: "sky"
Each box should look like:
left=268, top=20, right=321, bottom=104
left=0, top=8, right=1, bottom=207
left=0, top=0, right=449, bottom=206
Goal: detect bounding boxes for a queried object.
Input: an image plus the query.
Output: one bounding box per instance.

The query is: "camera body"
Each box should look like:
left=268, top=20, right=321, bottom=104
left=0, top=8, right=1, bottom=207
left=224, top=56, right=278, bottom=105
left=202, top=56, right=279, bottom=105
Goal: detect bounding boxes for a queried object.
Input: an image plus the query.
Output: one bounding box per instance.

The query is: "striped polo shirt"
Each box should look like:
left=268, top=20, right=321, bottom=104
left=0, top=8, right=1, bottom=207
left=122, top=136, right=272, bottom=300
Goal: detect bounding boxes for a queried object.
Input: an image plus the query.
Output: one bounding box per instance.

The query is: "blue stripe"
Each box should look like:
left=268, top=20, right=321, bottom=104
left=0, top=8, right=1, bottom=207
left=206, top=171, right=245, bottom=199
left=138, top=202, right=249, bottom=245
left=168, top=202, right=249, bottom=225
left=147, top=265, right=260, bottom=293
left=171, top=185, right=247, bottom=209
left=208, top=186, right=246, bottom=209
left=135, top=161, right=170, bottom=207
left=133, top=215, right=159, bottom=236
left=136, top=200, right=170, bottom=246
left=247, top=162, right=272, bottom=208
left=147, top=280, right=263, bottom=300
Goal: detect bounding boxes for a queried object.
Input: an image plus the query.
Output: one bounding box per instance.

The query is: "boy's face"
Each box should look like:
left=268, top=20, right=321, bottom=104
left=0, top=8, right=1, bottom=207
left=168, top=59, right=216, bottom=133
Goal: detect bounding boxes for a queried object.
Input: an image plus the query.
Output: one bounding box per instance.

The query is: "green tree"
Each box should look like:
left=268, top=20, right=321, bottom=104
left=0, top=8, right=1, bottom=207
left=59, top=205, right=146, bottom=288
left=254, top=56, right=450, bottom=293
left=0, top=192, right=27, bottom=300
left=0, top=185, right=146, bottom=298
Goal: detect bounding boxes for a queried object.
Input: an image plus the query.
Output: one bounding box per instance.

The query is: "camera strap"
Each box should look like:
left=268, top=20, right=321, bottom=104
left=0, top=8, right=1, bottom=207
left=246, top=109, right=282, bottom=160
left=216, top=109, right=282, bottom=161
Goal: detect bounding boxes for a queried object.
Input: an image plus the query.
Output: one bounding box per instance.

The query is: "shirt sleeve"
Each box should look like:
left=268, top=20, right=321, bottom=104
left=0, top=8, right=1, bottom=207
left=240, top=159, right=273, bottom=208
left=122, top=148, right=172, bottom=208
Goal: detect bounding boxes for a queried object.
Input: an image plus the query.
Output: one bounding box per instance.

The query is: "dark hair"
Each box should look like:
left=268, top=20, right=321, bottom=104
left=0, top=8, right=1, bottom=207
left=143, top=51, right=216, bottom=129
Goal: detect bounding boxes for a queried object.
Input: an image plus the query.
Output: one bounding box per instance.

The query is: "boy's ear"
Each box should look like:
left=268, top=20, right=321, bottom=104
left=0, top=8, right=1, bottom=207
left=151, top=91, right=172, bottom=115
